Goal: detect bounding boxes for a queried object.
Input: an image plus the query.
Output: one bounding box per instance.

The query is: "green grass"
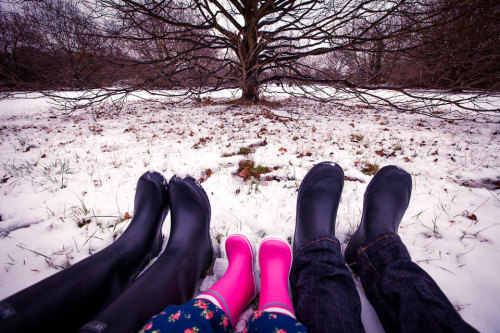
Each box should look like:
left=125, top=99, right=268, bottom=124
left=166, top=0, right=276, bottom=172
left=237, top=159, right=271, bottom=181
left=2, top=156, right=40, bottom=177
left=238, top=147, right=252, bottom=155
left=361, top=163, right=379, bottom=176
left=351, top=134, right=364, bottom=142
left=43, top=159, right=73, bottom=189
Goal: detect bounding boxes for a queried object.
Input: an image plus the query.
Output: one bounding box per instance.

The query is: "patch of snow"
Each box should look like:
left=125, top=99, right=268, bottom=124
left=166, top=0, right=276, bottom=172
left=0, top=92, right=499, bottom=332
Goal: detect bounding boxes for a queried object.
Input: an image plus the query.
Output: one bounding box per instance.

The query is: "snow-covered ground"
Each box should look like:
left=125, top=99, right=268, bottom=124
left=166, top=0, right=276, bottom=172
left=0, top=93, right=499, bottom=332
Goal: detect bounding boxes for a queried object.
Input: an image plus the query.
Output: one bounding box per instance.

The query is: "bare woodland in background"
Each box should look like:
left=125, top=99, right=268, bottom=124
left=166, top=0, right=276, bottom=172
left=1, top=0, right=499, bottom=117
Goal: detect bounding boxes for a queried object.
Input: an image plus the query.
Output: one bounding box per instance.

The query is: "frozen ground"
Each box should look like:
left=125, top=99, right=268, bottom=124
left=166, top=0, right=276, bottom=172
left=0, top=93, right=499, bottom=332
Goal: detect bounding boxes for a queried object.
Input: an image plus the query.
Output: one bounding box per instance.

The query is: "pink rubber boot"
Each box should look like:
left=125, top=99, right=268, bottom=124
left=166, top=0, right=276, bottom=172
left=258, top=237, right=296, bottom=318
left=196, top=234, right=256, bottom=326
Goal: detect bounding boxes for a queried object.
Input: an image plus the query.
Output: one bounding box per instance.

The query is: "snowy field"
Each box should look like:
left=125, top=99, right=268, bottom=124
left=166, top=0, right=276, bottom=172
left=0, top=92, right=499, bottom=332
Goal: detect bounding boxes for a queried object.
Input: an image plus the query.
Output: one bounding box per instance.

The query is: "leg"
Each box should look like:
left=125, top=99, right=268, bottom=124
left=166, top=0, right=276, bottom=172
left=80, top=176, right=213, bottom=333
left=290, top=236, right=364, bottom=332
left=290, top=162, right=364, bottom=332
left=0, top=172, right=168, bottom=333
left=345, top=165, right=476, bottom=333
left=352, top=234, right=476, bottom=332
left=139, top=299, right=230, bottom=333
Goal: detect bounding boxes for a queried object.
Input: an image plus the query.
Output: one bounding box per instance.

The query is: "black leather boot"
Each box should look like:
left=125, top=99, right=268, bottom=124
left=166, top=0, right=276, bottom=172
left=0, top=171, right=168, bottom=333
left=79, top=176, right=213, bottom=333
left=293, top=162, right=344, bottom=252
left=345, top=165, right=412, bottom=266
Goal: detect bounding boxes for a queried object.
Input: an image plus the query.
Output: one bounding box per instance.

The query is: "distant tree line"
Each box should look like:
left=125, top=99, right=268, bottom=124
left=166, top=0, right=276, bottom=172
left=1, top=0, right=498, bottom=107
left=1, top=0, right=123, bottom=90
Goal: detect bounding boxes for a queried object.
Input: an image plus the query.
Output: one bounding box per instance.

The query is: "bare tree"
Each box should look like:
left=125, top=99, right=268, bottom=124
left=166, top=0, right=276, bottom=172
left=337, top=0, right=500, bottom=92
left=409, top=0, right=500, bottom=91
left=0, top=0, right=119, bottom=93
left=24, top=0, right=113, bottom=88
left=3, top=0, right=498, bottom=119
left=89, top=0, right=442, bottom=101
left=58, top=0, right=493, bottom=118
left=0, top=10, right=41, bottom=90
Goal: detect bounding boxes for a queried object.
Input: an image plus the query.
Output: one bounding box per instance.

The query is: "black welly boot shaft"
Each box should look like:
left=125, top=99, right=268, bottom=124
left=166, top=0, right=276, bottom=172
left=345, top=165, right=412, bottom=268
left=79, top=176, right=213, bottom=333
left=294, top=162, right=344, bottom=253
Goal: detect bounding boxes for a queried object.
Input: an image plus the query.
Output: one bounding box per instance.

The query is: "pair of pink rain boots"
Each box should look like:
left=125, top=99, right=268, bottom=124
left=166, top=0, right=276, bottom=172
left=196, top=234, right=295, bottom=326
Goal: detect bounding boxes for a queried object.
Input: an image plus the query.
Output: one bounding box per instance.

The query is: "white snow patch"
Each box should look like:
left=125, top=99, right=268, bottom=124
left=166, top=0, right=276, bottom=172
left=0, top=92, right=499, bottom=332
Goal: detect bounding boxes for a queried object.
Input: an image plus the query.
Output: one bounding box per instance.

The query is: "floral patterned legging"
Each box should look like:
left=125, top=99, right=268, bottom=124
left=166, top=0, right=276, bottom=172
left=139, top=299, right=307, bottom=333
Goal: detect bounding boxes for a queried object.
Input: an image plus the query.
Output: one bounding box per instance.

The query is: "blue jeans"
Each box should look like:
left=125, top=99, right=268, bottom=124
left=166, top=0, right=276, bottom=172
left=289, top=234, right=477, bottom=333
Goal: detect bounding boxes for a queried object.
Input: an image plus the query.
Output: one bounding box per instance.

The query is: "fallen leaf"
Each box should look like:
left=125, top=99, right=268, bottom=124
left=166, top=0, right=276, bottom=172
left=199, top=169, right=213, bottom=183
left=344, top=176, right=366, bottom=183
left=467, top=213, right=477, bottom=221
left=238, top=167, right=250, bottom=180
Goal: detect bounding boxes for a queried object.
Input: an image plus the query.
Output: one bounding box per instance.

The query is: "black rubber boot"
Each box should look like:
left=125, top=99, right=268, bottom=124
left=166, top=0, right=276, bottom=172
left=0, top=171, right=169, bottom=333
left=345, top=165, right=412, bottom=266
left=79, top=176, right=214, bottom=333
left=293, top=162, right=344, bottom=252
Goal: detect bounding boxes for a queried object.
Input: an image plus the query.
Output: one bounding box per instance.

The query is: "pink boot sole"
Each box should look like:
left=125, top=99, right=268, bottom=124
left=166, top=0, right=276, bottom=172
left=197, top=234, right=256, bottom=325
left=258, top=236, right=295, bottom=318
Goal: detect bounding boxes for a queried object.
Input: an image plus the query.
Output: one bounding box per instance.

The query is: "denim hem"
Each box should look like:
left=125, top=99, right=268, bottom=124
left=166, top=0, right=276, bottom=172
left=347, top=232, right=401, bottom=273
left=355, top=233, right=405, bottom=277
left=358, top=233, right=400, bottom=254
left=294, top=234, right=338, bottom=256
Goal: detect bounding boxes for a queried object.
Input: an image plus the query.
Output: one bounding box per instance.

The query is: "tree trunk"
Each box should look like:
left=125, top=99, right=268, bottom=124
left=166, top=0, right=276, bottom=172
left=241, top=67, right=259, bottom=102
left=240, top=0, right=260, bottom=102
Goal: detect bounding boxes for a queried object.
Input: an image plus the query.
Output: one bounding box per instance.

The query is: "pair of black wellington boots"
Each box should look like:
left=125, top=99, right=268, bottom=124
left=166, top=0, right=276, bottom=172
left=0, top=172, right=213, bottom=333
left=294, top=162, right=412, bottom=266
